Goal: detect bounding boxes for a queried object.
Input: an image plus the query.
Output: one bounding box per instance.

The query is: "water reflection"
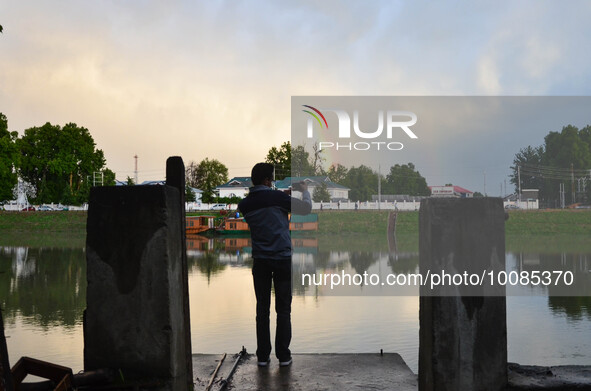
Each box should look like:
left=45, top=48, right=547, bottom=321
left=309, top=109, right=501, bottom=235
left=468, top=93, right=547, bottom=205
left=0, top=246, right=86, bottom=328
left=187, top=236, right=590, bottom=298
left=1, top=238, right=590, bottom=373
left=1, top=241, right=590, bottom=330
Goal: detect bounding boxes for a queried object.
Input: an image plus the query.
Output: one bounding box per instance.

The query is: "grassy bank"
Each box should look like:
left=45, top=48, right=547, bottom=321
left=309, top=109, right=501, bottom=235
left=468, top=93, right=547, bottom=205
left=317, top=209, right=591, bottom=236
left=1, top=209, right=590, bottom=250
left=0, top=211, right=87, bottom=247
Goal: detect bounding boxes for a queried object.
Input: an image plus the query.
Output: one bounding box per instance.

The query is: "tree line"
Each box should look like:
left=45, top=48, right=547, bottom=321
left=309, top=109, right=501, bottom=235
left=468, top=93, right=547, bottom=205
left=511, top=124, right=591, bottom=206
left=0, top=110, right=431, bottom=206
left=183, top=141, right=431, bottom=204
left=0, top=113, right=114, bottom=205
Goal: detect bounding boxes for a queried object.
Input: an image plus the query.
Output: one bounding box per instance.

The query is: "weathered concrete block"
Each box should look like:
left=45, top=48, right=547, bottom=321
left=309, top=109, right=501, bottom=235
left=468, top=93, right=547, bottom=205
left=84, top=185, right=189, bottom=388
left=419, top=198, right=507, bottom=391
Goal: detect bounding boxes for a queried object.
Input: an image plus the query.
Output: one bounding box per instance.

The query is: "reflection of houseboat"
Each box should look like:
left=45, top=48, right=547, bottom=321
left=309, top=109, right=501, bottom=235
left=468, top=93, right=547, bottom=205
left=186, top=234, right=214, bottom=252
left=186, top=215, right=216, bottom=234
left=216, top=214, right=318, bottom=234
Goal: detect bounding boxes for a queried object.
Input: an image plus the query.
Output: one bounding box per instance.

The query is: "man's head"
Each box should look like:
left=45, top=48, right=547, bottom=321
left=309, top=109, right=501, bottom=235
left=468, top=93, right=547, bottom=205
left=251, top=162, right=274, bottom=187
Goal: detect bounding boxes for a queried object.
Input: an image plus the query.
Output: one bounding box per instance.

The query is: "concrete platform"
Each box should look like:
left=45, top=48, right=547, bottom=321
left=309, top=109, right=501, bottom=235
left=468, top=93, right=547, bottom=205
left=507, top=363, right=591, bottom=390
left=193, top=353, right=418, bottom=391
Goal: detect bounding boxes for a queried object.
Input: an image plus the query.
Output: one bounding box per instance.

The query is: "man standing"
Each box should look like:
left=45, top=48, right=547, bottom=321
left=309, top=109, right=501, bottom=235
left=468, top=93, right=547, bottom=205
left=238, top=163, right=312, bottom=367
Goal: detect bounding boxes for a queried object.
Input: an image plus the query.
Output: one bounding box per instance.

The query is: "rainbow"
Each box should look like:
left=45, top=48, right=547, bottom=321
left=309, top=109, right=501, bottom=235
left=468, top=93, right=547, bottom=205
left=302, top=105, right=328, bottom=129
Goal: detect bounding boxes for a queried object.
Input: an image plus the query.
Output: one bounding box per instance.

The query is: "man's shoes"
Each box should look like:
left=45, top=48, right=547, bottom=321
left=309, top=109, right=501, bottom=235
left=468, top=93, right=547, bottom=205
left=257, top=358, right=271, bottom=367
left=279, top=357, right=292, bottom=367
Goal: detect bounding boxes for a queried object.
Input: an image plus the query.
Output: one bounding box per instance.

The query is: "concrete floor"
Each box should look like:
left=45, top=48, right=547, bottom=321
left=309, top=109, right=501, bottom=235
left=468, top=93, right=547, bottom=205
left=193, top=353, right=418, bottom=391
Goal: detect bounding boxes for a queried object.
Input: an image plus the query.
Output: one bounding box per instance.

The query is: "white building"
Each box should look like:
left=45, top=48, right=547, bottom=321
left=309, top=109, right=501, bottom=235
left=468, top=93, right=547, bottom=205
left=275, top=176, right=350, bottom=201
left=429, top=185, right=474, bottom=198
left=216, top=177, right=252, bottom=199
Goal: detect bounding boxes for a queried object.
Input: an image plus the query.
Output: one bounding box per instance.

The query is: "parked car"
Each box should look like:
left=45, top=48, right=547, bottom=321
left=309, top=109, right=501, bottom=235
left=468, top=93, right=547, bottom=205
left=210, top=203, right=227, bottom=210
left=37, top=205, right=54, bottom=211
left=22, top=206, right=36, bottom=211
left=504, top=204, right=520, bottom=210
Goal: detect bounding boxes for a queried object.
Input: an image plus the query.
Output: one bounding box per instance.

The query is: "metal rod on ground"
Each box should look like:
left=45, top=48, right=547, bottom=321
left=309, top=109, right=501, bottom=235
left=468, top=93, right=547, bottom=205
left=219, top=347, right=246, bottom=391
left=205, top=353, right=226, bottom=391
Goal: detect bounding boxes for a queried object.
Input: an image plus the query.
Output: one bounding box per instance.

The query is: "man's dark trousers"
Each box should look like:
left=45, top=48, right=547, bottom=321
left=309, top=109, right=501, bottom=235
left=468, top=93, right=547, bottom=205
left=252, top=258, right=292, bottom=362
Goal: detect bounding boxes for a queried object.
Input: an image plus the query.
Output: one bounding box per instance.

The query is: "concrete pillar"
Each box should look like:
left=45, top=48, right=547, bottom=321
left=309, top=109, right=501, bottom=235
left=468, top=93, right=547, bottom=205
left=419, top=198, right=507, bottom=391
left=84, top=182, right=191, bottom=389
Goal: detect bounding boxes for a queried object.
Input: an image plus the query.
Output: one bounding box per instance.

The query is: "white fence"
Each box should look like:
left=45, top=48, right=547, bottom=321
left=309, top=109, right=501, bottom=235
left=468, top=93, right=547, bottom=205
left=313, top=200, right=421, bottom=211
left=1, top=202, right=88, bottom=211
left=503, top=200, right=539, bottom=210
left=186, top=202, right=239, bottom=212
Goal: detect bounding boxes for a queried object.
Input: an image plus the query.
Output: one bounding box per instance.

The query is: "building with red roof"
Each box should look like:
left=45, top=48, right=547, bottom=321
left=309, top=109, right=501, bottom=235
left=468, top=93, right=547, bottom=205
left=429, top=185, right=474, bottom=198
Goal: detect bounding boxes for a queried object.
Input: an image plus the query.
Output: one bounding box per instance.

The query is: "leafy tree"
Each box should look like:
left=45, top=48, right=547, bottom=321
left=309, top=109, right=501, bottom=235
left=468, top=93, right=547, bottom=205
left=193, top=158, right=228, bottom=202
left=328, top=163, right=348, bottom=184
left=218, top=195, right=242, bottom=204
left=312, top=182, right=331, bottom=202
left=291, top=145, right=315, bottom=177
left=509, top=145, right=545, bottom=196
left=0, top=113, right=19, bottom=203
left=511, top=125, right=591, bottom=205
left=266, top=141, right=291, bottom=180
left=17, top=122, right=108, bottom=204
left=473, top=191, right=484, bottom=198
left=103, top=168, right=116, bottom=186
left=126, top=176, right=135, bottom=185
left=343, top=165, right=378, bottom=201
left=185, top=186, right=196, bottom=202
left=382, top=163, right=430, bottom=196
left=0, top=24, right=3, bottom=33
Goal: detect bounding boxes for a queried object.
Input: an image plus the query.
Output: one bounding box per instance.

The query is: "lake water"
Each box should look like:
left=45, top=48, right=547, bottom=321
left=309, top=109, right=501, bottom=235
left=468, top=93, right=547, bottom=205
left=1, top=235, right=590, bottom=374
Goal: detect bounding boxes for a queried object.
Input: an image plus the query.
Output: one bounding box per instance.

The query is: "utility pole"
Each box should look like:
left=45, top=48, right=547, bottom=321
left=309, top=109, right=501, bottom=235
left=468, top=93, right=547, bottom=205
left=571, top=163, right=575, bottom=204
left=134, top=155, right=139, bottom=185
left=483, top=171, right=486, bottom=196
left=560, top=183, right=565, bottom=209
left=517, top=165, right=521, bottom=201
left=377, top=164, right=381, bottom=211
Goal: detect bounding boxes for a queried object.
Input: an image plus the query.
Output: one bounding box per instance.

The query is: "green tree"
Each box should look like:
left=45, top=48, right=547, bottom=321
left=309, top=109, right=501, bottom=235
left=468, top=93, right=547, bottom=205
left=509, top=145, right=544, bottom=195
left=343, top=165, right=378, bottom=201
left=511, top=125, right=591, bottom=205
left=383, top=163, right=430, bottom=196
left=473, top=191, right=484, bottom=198
left=103, top=168, right=116, bottom=186
left=194, top=158, right=228, bottom=202
left=126, top=176, right=135, bottom=186
left=185, top=186, right=196, bottom=202
left=291, top=145, right=314, bottom=177
left=312, top=182, right=331, bottom=202
left=17, top=122, right=108, bottom=204
left=266, top=141, right=291, bottom=180
left=328, top=163, right=348, bottom=184
left=0, top=113, right=19, bottom=203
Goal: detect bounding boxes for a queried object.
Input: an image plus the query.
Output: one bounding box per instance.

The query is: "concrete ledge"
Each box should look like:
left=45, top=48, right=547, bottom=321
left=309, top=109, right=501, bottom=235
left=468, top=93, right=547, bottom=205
left=193, top=353, right=418, bottom=391
left=507, top=363, right=591, bottom=390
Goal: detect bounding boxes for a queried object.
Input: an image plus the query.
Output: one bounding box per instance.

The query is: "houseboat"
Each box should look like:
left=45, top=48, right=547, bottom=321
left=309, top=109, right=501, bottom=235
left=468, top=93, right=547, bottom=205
left=216, top=213, right=318, bottom=234
left=185, top=215, right=217, bottom=234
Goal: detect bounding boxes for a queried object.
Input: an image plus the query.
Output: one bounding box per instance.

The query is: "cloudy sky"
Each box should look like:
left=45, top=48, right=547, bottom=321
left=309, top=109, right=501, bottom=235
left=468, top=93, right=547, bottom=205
left=1, top=1, right=591, bottom=193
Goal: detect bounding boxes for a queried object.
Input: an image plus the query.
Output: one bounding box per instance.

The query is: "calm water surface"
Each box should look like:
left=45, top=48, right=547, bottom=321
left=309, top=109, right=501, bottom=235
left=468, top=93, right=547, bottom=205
left=1, top=236, right=590, bottom=374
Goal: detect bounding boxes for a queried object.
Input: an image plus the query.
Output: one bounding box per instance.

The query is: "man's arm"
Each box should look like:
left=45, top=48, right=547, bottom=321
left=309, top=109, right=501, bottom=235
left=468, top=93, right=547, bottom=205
left=291, top=189, right=312, bottom=215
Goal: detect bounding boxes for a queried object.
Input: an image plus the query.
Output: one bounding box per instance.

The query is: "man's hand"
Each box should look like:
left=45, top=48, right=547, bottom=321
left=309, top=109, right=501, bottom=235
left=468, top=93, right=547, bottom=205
left=292, top=181, right=308, bottom=192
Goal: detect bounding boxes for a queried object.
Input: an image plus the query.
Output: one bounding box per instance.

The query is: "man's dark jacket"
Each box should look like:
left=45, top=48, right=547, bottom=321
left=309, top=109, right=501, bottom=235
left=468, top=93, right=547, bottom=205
left=238, top=185, right=312, bottom=260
